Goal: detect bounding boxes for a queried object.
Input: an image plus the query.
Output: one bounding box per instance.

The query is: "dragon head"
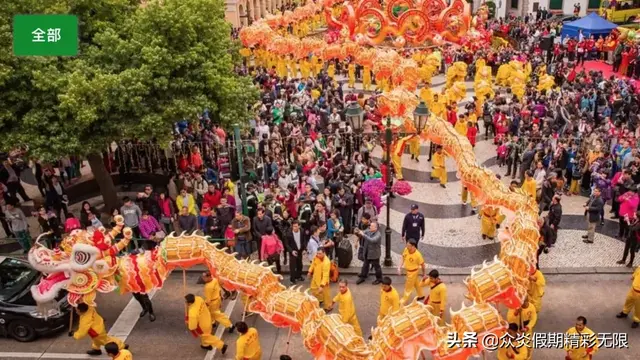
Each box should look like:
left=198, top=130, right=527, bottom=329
left=29, top=216, right=128, bottom=307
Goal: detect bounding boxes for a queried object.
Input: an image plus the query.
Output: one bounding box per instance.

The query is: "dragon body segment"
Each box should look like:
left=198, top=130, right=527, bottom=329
left=29, top=114, right=540, bottom=359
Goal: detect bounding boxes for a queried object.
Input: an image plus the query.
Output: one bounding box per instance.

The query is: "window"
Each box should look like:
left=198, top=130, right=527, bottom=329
left=511, top=0, right=519, bottom=8
left=549, top=0, right=563, bottom=10
left=589, top=0, right=603, bottom=8
left=0, top=258, right=38, bottom=301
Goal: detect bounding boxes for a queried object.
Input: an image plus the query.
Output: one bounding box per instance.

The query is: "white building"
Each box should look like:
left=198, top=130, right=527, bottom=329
left=486, top=0, right=601, bottom=19
left=224, top=0, right=300, bottom=28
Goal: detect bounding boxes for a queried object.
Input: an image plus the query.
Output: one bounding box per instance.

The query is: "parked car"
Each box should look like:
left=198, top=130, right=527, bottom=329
left=0, top=256, right=70, bottom=342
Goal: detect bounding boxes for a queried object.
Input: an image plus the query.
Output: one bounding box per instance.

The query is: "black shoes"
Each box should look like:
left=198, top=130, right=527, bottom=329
left=201, top=345, right=213, bottom=350
left=149, top=313, right=156, bottom=322
left=632, top=322, right=639, bottom=328
left=356, top=278, right=365, bottom=285
left=221, top=344, right=228, bottom=354
left=372, top=280, right=382, bottom=285
left=228, top=325, right=235, bottom=334
left=140, top=309, right=148, bottom=318
left=86, top=350, right=102, bottom=356
left=617, top=260, right=626, bottom=265
left=616, top=312, right=628, bottom=318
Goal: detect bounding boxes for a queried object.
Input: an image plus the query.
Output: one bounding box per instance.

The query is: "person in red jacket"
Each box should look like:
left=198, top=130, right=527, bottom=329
left=446, top=105, right=457, bottom=127
left=203, top=184, right=222, bottom=209
left=466, top=121, right=478, bottom=148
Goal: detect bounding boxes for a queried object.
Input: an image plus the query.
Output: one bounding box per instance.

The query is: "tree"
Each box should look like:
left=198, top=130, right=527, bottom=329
left=0, top=0, right=258, bottom=212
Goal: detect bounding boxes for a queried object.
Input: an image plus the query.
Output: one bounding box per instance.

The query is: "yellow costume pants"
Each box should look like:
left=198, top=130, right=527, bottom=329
left=90, top=334, right=125, bottom=350
left=530, top=296, right=543, bottom=313
left=481, top=216, right=497, bottom=238
left=348, top=73, right=355, bottom=88
left=431, top=168, right=447, bottom=185
left=570, top=179, right=580, bottom=194
left=427, top=301, right=444, bottom=325
left=208, top=299, right=232, bottom=328
left=402, top=271, right=424, bottom=303
left=391, top=153, right=403, bottom=180
left=461, top=187, right=477, bottom=207
left=311, top=285, right=331, bottom=310
left=363, top=75, right=371, bottom=91
left=200, top=332, right=224, bottom=349
left=345, top=315, right=363, bottom=337
left=623, top=289, right=640, bottom=322
left=409, top=138, right=420, bottom=159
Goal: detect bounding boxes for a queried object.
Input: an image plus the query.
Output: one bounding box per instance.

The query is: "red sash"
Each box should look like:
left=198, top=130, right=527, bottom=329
left=88, top=328, right=99, bottom=338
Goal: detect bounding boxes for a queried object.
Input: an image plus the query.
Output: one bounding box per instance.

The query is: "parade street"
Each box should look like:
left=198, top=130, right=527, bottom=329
left=0, top=271, right=636, bottom=360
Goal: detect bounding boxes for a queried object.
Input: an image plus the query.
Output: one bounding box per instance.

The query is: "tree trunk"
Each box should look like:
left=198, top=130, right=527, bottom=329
left=86, top=152, right=118, bottom=214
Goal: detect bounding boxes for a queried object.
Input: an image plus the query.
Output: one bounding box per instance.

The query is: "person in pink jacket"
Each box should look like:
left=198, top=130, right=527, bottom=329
left=618, top=185, right=640, bottom=239
left=260, top=227, right=284, bottom=274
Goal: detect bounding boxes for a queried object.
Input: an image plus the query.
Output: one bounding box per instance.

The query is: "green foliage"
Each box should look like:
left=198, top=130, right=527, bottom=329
left=486, top=1, right=497, bottom=19
left=0, top=0, right=258, bottom=161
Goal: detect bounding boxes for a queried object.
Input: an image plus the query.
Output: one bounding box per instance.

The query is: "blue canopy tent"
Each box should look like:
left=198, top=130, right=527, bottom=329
left=561, top=13, right=618, bottom=39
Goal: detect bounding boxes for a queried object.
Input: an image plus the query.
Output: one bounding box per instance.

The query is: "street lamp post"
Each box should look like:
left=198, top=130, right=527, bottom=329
left=345, top=102, right=364, bottom=152
left=383, top=101, right=429, bottom=267
left=384, top=116, right=393, bottom=267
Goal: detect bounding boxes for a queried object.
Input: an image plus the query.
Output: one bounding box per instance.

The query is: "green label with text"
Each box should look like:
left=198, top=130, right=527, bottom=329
left=13, top=15, right=78, bottom=56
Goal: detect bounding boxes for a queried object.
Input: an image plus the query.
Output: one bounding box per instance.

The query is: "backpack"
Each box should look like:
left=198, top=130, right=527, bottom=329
left=329, top=261, right=339, bottom=283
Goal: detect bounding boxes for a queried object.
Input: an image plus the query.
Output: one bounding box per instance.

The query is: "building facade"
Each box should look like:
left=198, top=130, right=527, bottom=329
left=497, top=0, right=601, bottom=18
left=224, top=0, right=301, bottom=28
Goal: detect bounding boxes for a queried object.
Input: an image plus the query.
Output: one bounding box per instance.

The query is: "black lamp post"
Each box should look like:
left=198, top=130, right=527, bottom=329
left=383, top=101, right=430, bottom=267
left=414, top=101, right=430, bottom=133
left=383, top=116, right=393, bottom=267
left=345, top=102, right=364, bottom=153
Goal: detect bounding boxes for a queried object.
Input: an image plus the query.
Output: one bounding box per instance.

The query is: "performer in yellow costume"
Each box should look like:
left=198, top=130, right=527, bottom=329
left=420, top=270, right=447, bottom=323
left=300, top=60, right=310, bottom=79
left=497, top=323, right=529, bottom=360
left=309, top=56, right=318, bottom=78
left=308, top=248, right=332, bottom=310
left=348, top=62, right=356, bottom=89
left=276, top=57, right=287, bottom=78
left=235, top=321, right=262, bottom=360
left=329, top=279, right=363, bottom=336
left=480, top=206, right=499, bottom=240
left=528, top=268, right=546, bottom=313
left=454, top=114, right=467, bottom=136
left=71, top=303, right=126, bottom=356
left=362, top=65, right=372, bottom=91
left=506, top=298, right=537, bottom=334
left=461, top=187, right=478, bottom=212
left=398, top=239, right=426, bottom=303
left=185, top=294, right=228, bottom=353
left=430, top=145, right=447, bottom=188
left=507, top=298, right=537, bottom=359
left=616, top=266, right=640, bottom=328
left=105, top=342, right=132, bottom=360
left=287, top=56, right=297, bottom=78
left=431, top=94, right=446, bottom=119
left=311, top=56, right=322, bottom=78
left=327, top=61, right=336, bottom=81
left=378, top=277, right=400, bottom=325
left=565, top=316, right=599, bottom=360
left=409, top=137, right=421, bottom=162
left=522, top=170, right=537, bottom=203
left=202, top=272, right=234, bottom=332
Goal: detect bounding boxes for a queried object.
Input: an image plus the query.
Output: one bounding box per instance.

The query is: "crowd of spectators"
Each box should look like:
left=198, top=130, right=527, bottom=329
left=3, top=10, right=640, bottom=269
